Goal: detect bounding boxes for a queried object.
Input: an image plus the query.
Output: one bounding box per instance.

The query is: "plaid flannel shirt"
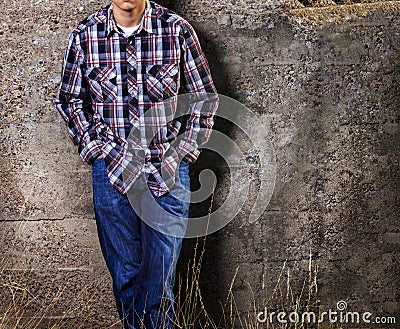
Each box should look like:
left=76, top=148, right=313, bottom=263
left=54, top=1, right=218, bottom=196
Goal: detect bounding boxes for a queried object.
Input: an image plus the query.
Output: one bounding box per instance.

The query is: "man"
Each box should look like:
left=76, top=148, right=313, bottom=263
left=54, top=0, right=218, bottom=328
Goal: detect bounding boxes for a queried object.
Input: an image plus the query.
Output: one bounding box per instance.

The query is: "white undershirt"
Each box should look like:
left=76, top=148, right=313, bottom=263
left=117, top=24, right=140, bottom=37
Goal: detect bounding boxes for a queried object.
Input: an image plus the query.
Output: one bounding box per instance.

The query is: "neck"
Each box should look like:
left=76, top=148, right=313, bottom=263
left=112, top=2, right=146, bottom=28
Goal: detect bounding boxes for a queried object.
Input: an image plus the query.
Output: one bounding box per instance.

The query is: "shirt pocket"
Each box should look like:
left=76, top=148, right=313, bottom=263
left=146, top=62, right=179, bottom=103
left=85, top=66, right=118, bottom=103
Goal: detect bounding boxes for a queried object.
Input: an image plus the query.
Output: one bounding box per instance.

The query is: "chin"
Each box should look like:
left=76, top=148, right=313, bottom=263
left=114, top=0, right=140, bottom=5
left=112, top=0, right=146, bottom=13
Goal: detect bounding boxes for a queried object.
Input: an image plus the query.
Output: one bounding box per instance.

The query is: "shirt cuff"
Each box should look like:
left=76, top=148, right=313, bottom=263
left=79, top=139, right=104, bottom=165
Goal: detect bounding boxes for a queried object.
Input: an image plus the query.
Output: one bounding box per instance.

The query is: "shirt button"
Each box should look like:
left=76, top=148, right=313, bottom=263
left=132, top=119, right=139, bottom=128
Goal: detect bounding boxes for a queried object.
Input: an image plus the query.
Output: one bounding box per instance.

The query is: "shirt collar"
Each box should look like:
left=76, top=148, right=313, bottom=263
left=106, top=0, right=156, bottom=37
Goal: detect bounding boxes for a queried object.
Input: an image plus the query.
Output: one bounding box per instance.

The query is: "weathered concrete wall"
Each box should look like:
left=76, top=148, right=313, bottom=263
left=0, top=0, right=399, bottom=327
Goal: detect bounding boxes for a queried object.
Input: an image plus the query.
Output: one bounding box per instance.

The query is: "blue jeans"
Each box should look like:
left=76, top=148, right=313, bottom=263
left=92, top=158, right=190, bottom=329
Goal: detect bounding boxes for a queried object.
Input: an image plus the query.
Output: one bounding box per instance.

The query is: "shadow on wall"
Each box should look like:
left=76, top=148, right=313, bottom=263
left=158, top=0, right=238, bottom=321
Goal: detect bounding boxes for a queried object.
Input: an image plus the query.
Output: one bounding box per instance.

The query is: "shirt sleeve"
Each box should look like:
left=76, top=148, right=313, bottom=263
left=177, top=21, right=219, bottom=164
left=53, top=30, right=104, bottom=165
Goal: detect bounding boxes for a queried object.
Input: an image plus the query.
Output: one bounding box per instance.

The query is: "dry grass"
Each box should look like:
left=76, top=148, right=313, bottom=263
left=287, top=0, right=400, bottom=29
left=0, top=231, right=340, bottom=329
left=0, top=190, right=335, bottom=329
left=172, top=240, right=341, bottom=329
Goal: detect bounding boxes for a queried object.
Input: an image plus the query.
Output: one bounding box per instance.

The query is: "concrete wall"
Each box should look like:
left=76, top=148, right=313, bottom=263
left=0, top=0, right=399, bottom=327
